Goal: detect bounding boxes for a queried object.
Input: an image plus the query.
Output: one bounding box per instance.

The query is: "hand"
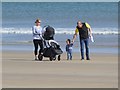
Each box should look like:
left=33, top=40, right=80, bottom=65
left=72, top=39, right=74, bottom=42
left=90, top=35, right=94, bottom=42
left=89, top=34, right=92, bottom=38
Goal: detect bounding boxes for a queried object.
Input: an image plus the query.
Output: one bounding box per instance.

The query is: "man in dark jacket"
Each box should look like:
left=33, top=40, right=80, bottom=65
left=72, top=20, right=93, bottom=60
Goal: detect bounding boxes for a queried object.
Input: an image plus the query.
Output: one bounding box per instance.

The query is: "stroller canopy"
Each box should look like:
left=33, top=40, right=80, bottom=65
left=43, top=25, right=55, bottom=40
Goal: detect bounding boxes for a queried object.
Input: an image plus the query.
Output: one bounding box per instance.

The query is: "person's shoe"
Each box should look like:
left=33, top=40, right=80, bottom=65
left=35, top=58, right=37, bottom=61
left=86, top=58, right=90, bottom=60
left=35, top=55, right=38, bottom=61
left=81, top=58, right=84, bottom=60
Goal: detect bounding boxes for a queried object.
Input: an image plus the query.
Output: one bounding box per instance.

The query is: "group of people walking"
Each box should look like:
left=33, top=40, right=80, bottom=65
left=32, top=19, right=93, bottom=61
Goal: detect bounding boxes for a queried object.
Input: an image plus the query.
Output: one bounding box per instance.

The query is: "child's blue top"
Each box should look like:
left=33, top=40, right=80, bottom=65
left=66, top=43, right=73, bottom=52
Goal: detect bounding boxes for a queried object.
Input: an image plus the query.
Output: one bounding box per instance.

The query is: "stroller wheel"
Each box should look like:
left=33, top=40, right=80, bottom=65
left=53, top=56, right=56, bottom=61
left=58, top=55, right=61, bottom=61
left=49, top=57, right=53, bottom=61
left=38, top=54, right=43, bottom=61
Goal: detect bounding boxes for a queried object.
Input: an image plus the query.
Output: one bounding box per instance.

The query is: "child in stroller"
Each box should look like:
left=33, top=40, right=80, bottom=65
left=38, top=25, right=63, bottom=61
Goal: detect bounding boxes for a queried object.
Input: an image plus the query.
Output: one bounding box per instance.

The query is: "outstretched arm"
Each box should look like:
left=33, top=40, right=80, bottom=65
left=72, top=33, right=77, bottom=42
left=72, top=28, right=78, bottom=42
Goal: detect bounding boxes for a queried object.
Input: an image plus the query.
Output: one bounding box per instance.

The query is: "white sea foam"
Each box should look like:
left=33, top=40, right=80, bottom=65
left=0, top=27, right=118, bottom=35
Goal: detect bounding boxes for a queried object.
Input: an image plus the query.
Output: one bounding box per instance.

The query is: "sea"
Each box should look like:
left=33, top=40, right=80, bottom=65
left=1, top=2, right=118, bottom=54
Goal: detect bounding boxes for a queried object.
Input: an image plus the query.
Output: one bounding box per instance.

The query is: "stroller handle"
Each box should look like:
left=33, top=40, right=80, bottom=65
left=39, top=25, right=49, bottom=41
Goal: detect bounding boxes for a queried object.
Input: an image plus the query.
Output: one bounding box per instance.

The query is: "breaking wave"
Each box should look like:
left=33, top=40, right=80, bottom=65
left=1, top=27, right=118, bottom=35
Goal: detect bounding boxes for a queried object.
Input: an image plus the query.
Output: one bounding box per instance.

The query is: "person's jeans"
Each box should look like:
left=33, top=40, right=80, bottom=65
left=67, top=51, right=72, bottom=60
left=80, top=38, right=90, bottom=59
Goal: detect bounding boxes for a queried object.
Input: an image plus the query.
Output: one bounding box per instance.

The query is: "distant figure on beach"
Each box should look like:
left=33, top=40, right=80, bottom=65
left=66, top=39, right=73, bottom=60
left=32, top=19, right=44, bottom=60
left=72, top=20, right=93, bottom=60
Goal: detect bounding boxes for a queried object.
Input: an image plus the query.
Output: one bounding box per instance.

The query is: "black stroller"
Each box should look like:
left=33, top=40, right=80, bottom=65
left=38, top=25, right=63, bottom=61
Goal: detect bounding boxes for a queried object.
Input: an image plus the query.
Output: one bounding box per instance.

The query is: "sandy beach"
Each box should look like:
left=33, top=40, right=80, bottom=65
left=1, top=2, right=118, bottom=89
left=2, top=50, right=118, bottom=88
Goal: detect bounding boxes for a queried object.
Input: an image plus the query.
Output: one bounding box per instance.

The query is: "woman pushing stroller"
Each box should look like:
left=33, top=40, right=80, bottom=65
left=32, top=19, right=44, bottom=60
left=32, top=18, right=63, bottom=61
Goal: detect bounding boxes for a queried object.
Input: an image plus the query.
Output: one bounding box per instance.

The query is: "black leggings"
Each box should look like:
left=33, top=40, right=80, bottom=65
left=33, top=39, right=43, bottom=55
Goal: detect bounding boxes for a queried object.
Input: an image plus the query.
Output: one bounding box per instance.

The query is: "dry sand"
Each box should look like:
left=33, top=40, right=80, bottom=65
left=2, top=51, right=118, bottom=88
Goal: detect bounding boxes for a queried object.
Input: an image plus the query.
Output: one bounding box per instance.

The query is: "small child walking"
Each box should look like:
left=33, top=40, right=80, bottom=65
left=66, top=39, right=73, bottom=60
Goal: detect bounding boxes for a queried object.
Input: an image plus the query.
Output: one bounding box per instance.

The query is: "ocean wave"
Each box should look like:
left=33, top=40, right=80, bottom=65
left=1, top=27, right=118, bottom=35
